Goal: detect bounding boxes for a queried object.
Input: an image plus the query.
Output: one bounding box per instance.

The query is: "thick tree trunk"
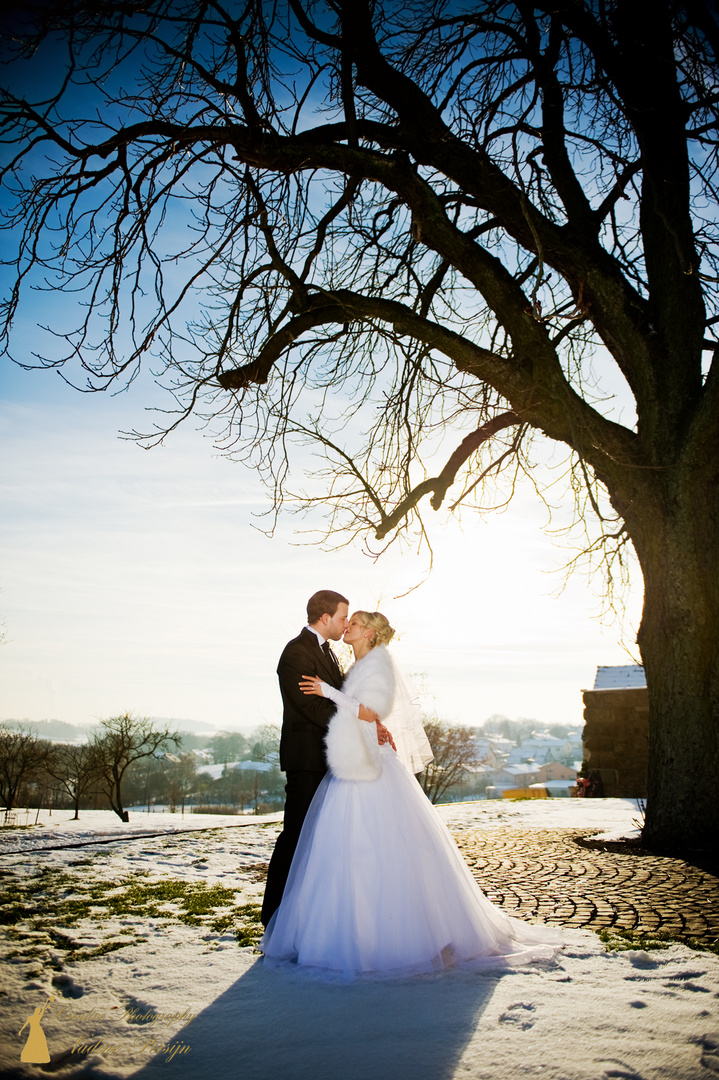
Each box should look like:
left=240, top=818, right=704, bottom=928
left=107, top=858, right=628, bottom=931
left=112, top=781, right=129, bottom=823
left=631, top=477, right=719, bottom=854
left=107, top=770, right=129, bottom=822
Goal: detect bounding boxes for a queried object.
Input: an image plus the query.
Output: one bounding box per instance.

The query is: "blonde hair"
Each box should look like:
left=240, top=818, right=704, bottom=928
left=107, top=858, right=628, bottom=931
left=354, top=611, right=395, bottom=649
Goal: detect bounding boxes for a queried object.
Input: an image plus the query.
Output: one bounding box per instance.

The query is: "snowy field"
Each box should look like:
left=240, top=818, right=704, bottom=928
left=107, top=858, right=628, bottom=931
left=1, top=799, right=718, bottom=1080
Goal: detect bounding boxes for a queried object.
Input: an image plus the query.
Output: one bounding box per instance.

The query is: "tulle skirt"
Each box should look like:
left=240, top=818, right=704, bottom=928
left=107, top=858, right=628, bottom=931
left=261, top=747, right=562, bottom=980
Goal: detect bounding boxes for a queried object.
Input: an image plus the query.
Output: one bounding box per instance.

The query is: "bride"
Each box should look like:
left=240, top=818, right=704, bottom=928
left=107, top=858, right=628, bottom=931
left=260, top=610, right=562, bottom=979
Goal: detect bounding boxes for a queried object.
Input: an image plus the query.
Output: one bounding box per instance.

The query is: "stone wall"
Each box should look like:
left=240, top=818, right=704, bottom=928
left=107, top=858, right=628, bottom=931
left=581, top=686, right=649, bottom=798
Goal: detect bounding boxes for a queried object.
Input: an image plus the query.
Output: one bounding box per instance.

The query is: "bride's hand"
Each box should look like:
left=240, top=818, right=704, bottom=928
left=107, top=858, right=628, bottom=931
left=300, top=675, right=324, bottom=697
left=376, top=722, right=397, bottom=751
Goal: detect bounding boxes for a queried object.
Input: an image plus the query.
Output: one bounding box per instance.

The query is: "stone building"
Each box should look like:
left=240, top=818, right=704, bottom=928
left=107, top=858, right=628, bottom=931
left=581, top=666, right=649, bottom=798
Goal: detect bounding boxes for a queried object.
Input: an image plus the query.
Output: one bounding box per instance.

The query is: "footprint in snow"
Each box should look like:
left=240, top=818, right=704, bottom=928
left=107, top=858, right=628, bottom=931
left=51, top=973, right=84, bottom=999
left=498, top=1002, right=535, bottom=1030
left=691, top=1033, right=719, bottom=1074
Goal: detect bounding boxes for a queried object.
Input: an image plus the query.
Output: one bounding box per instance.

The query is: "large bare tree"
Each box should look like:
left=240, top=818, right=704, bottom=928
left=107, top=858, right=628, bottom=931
left=90, top=713, right=180, bottom=822
left=44, top=740, right=101, bottom=820
left=1, top=1, right=717, bottom=851
left=0, top=724, right=49, bottom=813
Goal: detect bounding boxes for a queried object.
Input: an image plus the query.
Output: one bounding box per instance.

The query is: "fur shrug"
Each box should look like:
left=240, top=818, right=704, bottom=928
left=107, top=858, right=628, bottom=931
left=324, top=645, right=395, bottom=781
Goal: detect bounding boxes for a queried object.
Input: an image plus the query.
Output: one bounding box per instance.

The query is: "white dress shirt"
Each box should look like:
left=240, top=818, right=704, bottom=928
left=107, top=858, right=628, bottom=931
left=305, top=626, right=360, bottom=718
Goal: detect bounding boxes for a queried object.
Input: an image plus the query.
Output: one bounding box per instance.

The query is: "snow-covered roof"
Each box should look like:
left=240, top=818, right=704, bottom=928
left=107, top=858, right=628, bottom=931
left=501, top=763, right=540, bottom=776
left=196, top=759, right=278, bottom=780
left=477, top=734, right=515, bottom=748
left=592, top=665, right=646, bottom=690
left=529, top=780, right=577, bottom=789
left=524, top=733, right=565, bottom=745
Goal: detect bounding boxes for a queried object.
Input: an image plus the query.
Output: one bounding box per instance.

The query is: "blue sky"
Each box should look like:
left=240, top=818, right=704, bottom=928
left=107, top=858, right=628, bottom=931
left=1, top=350, right=642, bottom=734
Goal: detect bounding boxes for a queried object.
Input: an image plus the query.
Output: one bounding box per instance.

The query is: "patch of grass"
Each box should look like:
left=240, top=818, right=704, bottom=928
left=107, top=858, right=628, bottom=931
left=1, top=869, right=77, bottom=924
left=0, top=902, right=27, bottom=926
left=10, top=936, right=137, bottom=961
left=230, top=904, right=263, bottom=948
left=1, top=868, right=263, bottom=958
left=7, top=946, right=49, bottom=960
left=685, top=937, right=719, bottom=956
left=598, top=928, right=675, bottom=952
left=86, top=878, right=239, bottom=922
left=31, top=876, right=242, bottom=934
left=598, top=927, right=719, bottom=955
left=80, top=940, right=138, bottom=959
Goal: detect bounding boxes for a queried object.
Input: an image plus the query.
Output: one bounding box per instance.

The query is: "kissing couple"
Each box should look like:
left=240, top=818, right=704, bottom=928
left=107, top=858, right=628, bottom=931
left=260, top=589, right=562, bottom=979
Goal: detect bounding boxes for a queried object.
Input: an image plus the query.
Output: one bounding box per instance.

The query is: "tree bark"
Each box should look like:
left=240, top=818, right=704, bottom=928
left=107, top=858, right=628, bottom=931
left=109, top=769, right=128, bottom=823
left=628, top=473, right=719, bottom=853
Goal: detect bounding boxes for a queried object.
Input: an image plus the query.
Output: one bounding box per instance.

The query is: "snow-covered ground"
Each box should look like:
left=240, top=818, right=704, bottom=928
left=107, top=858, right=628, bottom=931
left=0, top=806, right=283, bottom=854
left=1, top=799, right=717, bottom=1080
left=0, top=795, right=640, bottom=855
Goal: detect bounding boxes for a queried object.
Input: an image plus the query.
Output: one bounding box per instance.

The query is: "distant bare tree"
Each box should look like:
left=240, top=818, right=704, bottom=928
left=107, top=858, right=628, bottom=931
left=0, top=724, right=49, bottom=813
left=165, top=752, right=198, bottom=813
left=248, top=724, right=281, bottom=763
left=418, top=719, right=482, bottom=805
left=91, top=714, right=181, bottom=822
left=44, top=741, right=100, bottom=820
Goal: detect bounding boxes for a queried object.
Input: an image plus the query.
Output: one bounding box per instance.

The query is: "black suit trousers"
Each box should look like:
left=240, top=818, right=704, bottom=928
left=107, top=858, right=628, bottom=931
left=260, top=768, right=326, bottom=926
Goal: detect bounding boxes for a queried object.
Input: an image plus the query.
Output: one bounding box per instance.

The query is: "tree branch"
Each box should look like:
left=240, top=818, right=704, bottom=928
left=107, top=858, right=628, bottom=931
left=217, top=286, right=640, bottom=486
left=375, top=411, right=520, bottom=540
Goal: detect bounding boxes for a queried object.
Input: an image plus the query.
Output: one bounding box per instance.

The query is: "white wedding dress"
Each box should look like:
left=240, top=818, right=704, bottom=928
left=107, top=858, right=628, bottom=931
left=260, top=648, right=562, bottom=980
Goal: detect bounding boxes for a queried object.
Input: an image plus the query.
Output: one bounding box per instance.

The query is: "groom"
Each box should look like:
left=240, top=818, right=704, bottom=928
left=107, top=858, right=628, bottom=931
left=260, top=589, right=349, bottom=926
left=261, top=589, right=387, bottom=927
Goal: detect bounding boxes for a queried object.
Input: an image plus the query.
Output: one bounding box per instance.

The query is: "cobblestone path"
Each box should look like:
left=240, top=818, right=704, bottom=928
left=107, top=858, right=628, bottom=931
left=453, top=827, right=719, bottom=946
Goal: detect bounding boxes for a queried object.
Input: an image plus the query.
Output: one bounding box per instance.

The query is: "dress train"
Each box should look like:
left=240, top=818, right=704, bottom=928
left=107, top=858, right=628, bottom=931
left=261, top=745, right=562, bottom=980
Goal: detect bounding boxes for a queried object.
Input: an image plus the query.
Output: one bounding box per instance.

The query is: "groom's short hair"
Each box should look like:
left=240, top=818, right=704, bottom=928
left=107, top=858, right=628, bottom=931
left=307, top=590, right=349, bottom=624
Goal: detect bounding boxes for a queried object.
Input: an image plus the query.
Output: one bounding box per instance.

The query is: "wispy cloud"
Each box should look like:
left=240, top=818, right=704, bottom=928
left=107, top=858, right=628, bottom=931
left=1, top=372, right=641, bottom=732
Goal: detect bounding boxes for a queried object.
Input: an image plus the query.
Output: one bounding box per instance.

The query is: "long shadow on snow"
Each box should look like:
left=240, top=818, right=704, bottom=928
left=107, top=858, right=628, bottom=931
left=126, top=955, right=512, bottom=1080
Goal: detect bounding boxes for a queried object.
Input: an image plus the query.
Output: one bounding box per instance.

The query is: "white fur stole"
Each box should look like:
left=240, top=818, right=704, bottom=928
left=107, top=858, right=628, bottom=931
left=324, top=646, right=395, bottom=781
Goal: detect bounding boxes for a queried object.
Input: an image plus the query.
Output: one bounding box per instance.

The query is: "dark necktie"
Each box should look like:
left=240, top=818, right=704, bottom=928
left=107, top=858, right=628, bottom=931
left=321, top=640, right=339, bottom=679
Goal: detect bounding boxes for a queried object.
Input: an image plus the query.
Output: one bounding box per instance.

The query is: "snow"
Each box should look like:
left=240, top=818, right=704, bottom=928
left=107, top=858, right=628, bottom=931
left=0, top=807, right=283, bottom=854
left=592, top=665, right=646, bottom=690
left=1, top=799, right=717, bottom=1080
left=195, top=760, right=278, bottom=780
left=528, top=781, right=576, bottom=796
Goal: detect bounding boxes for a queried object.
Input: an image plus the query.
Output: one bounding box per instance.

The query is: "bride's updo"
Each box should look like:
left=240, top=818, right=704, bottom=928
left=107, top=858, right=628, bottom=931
left=355, top=611, right=395, bottom=649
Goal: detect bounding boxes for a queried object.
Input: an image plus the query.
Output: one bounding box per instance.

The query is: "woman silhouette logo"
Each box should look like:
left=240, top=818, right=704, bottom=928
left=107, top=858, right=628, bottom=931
left=18, top=995, right=55, bottom=1063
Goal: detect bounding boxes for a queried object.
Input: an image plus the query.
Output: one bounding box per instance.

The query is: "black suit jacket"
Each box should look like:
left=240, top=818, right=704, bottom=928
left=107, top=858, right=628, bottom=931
left=277, top=628, right=343, bottom=772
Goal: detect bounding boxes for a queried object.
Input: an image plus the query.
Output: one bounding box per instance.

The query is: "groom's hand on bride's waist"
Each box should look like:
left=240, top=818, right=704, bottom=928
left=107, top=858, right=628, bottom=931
left=376, top=722, right=397, bottom=751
